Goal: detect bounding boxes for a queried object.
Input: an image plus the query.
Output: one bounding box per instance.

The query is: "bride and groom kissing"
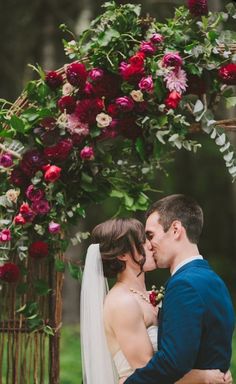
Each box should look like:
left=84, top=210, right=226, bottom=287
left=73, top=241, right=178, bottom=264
left=80, top=194, right=235, bottom=383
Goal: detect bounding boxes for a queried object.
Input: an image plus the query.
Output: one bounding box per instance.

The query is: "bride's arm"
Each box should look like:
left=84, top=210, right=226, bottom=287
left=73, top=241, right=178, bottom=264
left=175, top=369, right=233, bottom=384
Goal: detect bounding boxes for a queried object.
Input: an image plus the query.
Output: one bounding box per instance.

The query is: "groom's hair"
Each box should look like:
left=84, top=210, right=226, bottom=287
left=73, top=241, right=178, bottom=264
left=146, top=194, right=204, bottom=244
left=91, top=218, right=146, bottom=278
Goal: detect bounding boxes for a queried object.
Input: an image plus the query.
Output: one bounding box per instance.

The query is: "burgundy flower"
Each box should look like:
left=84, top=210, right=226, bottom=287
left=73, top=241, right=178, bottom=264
left=165, top=91, right=182, bottom=109
left=186, top=74, right=206, bottom=95
left=58, top=96, right=76, bottom=114
left=100, top=120, right=119, bottom=140
left=14, top=214, right=26, bottom=225
left=75, top=98, right=104, bottom=124
left=66, top=62, right=87, bottom=87
left=20, top=149, right=47, bottom=177
left=29, top=241, right=49, bottom=259
left=44, top=165, right=61, bottom=183
left=187, top=0, right=208, bottom=17
left=0, top=153, right=13, bottom=167
left=149, top=290, right=158, bottom=307
left=45, top=71, right=63, bottom=89
left=107, top=104, right=120, bottom=117
left=88, top=68, right=104, bottom=82
left=150, top=33, right=164, bottom=45
left=92, top=73, right=121, bottom=99
left=0, top=262, right=20, bottom=283
left=138, top=76, right=154, bottom=93
left=0, top=229, right=11, bottom=242
left=26, top=185, right=44, bottom=202
left=115, top=96, right=134, bottom=112
left=163, top=52, right=183, bottom=68
left=139, top=41, right=156, bottom=56
left=48, top=221, right=61, bottom=234
left=218, top=63, right=236, bottom=86
left=19, top=202, right=36, bottom=222
left=32, top=199, right=51, bottom=215
left=39, top=117, right=57, bottom=130
left=119, top=116, right=142, bottom=140
left=83, top=82, right=95, bottom=97
left=44, top=138, right=73, bottom=162
left=10, top=167, right=28, bottom=186
left=80, top=146, right=95, bottom=161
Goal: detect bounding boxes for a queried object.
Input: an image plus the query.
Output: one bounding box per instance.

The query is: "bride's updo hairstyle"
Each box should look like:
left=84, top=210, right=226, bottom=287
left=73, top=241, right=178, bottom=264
left=91, top=218, right=146, bottom=278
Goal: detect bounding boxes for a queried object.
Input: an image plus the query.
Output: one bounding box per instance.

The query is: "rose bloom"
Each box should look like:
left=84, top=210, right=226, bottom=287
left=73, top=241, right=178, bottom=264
left=139, top=41, right=156, bottom=55
left=80, top=146, right=95, bottom=161
left=187, top=0, right=208, bottom=16
left=130, top=90, right=144, bottom=102
left=0, top=153, right=13, bottom=167
left=138, top=76, right=154, bottom=93
left=96, top=113, right=112, bottom=128
left=6, top=189, right=20, bottom=204
left=150, top=33, right=164, bottom=44
left=165, top=90, right=182, bottom=109
left=163, top=52, right=183, bottom=68
left=119, top=62, right=144, bottom=83
left=88, top=68, right=104, bottom=82
left=115, top=96, right=134, bottom=112
left=107, top=104, right=120, bottom=117
left=75, top=98, right=104, bottom=124
left=20, top=149, right=47, bottom=177
left=129, top=52, right=145, bottom=67
left=29, top=241, right=49, bottom=259
left=62, top=82, right=74, bottom=96
left=10, top=167, right=29, bottom=186
left=0, top=262, right=20, bottom=283
left=92, top=73, right=121, bottom=99
left=45, top=71, right=63, bottom=89
left=0, top=229, right=11, bottom=242
left=44, top=138, right=73, bottom=162
left=58, top=95, right=77, bottom=114
left=67, top=114, right=90, bottom=136
left=48, top=221, right=61, bottom=234
left=44, top=165, right=61, bottom=183
left=218, top=63, right=236, bottom=85
left=26, top=185, right=44, bottom=202
left=66, top=62, right=87, bottom=87
left=19, top=202, right=36, bottom=222
left=32, top=199, right=51, bottom=215
left=14, top=214, right=26, bottom=225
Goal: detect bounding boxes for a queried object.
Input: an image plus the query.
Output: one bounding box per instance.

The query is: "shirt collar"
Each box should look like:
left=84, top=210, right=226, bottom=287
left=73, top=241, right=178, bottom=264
left=171, top=255, right=203, bottom=276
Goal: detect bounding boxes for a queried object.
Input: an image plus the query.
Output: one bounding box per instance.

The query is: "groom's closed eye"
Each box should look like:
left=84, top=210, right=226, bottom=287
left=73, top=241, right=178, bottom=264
left=145, top=231, right=153, bottom=240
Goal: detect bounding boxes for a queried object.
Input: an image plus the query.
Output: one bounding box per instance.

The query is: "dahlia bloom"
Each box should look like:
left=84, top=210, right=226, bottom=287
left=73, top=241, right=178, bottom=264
left=187, top=0, right=208, bottom=17
left=164, top=68, right=188, bottom=94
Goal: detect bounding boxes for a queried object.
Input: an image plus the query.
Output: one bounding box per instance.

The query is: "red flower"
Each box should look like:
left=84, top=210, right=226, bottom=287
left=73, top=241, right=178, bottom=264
left=75, top=98, right=104, bottom=124
left=129, top=52, right=145, bottom=67
left=187, top=0, right=208, bottom=16
left=44, top=139, right=73, bottom=162
left=58, top=96, right=76, bottom=114
left=19, top=202, right=36, bottom=222
left=92, top=73, right=121, bottom=99
left=0, top=229, right=11, bottom=242
left=29, top=241, right=49, bottom=259
left=20, top=150, right=47, bottom=177
left=0, top=262, right=20, bottom=283
left=107, top=104, right=120, bottom=117
left=10, top=167, right=29, bottom=186
left=45, top=71, right=63, bottom=89
left=66, top=62, right=87, bottom=87
left=218, top=63, right=236, bottom=86
left=26, top=185, right=45, bottom=202
left=149, top=290, right=158, bottom=307
left=44, top=165, right=61, bottom=183
left=14, top=214, right=26, bottom=225
left=119, top=62, right=144, bottom=83
left=165, top=91, right=182, bottom=109
left=119, top=116, right=142, bottom=140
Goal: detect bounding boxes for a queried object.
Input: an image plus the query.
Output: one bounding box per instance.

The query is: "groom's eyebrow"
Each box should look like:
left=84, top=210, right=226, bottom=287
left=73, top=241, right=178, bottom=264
left=145, top=230, right=153, bottom=239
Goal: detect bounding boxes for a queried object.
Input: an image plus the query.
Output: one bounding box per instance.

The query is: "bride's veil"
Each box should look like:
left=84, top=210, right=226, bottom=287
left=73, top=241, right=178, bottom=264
left=80, top=243, right=118, bottom=383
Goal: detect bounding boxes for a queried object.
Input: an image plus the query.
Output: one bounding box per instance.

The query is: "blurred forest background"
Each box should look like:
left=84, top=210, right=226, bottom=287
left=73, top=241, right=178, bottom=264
left=0, top=0, right=235, bottom=382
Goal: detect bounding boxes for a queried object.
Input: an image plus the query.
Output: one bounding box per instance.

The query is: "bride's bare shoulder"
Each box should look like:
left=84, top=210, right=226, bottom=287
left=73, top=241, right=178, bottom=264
left=104, top=284, right=139, bottom=312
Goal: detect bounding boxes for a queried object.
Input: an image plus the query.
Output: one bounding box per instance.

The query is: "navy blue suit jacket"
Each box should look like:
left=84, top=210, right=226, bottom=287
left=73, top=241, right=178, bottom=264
left=125, top=259, right=235, bottom=384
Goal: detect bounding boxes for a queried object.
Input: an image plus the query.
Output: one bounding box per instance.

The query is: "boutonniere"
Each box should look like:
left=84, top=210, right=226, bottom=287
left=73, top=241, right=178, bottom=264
left=149, top=285, right=165, bottom=307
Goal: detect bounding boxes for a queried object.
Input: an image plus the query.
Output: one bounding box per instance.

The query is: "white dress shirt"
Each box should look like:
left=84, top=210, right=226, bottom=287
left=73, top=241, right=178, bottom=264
left=171, top=255, right=203, bottom=276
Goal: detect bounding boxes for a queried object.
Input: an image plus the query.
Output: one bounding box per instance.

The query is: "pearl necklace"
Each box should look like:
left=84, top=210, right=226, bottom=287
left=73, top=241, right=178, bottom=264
left=129, top=288, right=151, bottom=304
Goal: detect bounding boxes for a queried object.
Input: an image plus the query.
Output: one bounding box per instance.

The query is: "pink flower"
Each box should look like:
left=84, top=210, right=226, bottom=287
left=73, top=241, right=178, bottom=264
left=150, top=33, right=164, bottom=44
left=44, top=165, right=61, bottom=183
left=163, top=52, right=183, bottom=68
left=0, top=262, right=20, bottom=283
left=26, top=185, right=44, bottom=202
left=48, top=221, right=61, bottom=234
left=164, top=68, right=188, bottom=94
left=187, top=0, right=208, bottom=16
left=66, top=62, right=87, bottom=87
left=0, top=153, right=13, bottom=167
left=164, top=91, right=182, bottom=109
left=45, top=71, right=63, bottom=89
left=218, top=63, right=236, bottom=85
left=32, top=199, right=51, bottom=215
left=58, top=96, right=76, bottom=114
left=115, top=96, right=134, bottom=112
left=88, top=68, right=104, bottom=82
left=138, top=76, right=154, bottom=93
left=67, top=114, right=90, bottom=136
left=80, top=146, right=95, bottom=161
left=0, top=229, right=11, bottom=242
left=139, top=41, right=156, bottom=55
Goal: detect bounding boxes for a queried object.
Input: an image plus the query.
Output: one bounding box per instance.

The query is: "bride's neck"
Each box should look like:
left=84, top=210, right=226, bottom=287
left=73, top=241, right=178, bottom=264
left=116, top=267, right=146, bottom=291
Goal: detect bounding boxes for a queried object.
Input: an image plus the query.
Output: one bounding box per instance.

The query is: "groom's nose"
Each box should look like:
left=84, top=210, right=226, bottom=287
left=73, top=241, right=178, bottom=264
left=146, top=239, right=152, bottom=250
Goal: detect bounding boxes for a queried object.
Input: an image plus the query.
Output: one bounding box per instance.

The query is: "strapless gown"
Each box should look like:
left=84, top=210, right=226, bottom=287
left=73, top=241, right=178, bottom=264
left=113, top=325, right=158, bottom=379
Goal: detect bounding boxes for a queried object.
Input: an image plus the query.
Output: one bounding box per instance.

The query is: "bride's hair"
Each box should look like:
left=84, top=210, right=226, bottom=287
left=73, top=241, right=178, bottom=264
left=91, top=218, right=146, bottom=278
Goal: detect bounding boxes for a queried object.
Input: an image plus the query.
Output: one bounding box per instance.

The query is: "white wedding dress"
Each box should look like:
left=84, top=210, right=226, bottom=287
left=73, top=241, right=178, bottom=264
left=113, top=325, right=158, bottom=379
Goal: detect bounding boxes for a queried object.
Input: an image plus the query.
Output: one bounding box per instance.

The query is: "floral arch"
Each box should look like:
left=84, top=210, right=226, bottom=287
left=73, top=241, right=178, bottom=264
left=0, top=1, right=236, bottom=382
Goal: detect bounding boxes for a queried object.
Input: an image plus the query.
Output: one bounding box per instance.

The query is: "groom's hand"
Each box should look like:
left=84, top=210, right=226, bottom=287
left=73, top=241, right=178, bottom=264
left=223, top=370, right=233, bottom=384
left=119, top=377, right=128, bottom=384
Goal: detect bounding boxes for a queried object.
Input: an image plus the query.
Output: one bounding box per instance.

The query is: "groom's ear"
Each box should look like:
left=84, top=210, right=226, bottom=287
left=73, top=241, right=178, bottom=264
left=171, top=220, right=182, bottom=239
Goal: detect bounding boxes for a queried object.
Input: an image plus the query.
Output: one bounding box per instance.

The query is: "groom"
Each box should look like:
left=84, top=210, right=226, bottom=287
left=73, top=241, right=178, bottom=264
left=125, top=194, right=235, bottom=384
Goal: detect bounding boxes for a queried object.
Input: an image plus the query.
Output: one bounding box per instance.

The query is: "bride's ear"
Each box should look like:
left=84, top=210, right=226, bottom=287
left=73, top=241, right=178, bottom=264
left=117, top=253, right=129, bottom=261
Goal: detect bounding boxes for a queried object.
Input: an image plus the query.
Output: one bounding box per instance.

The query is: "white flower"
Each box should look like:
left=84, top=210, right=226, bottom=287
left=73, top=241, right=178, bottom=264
left=96, top=113, right=112, bottom=128
left=5, top=189, right=20, bottom=203
left=64, top=40, right=77, bottom=55
left=164, top=68, right=188, bottom=94
left=130, top=90, right=144, bottom=102
left=62, top=82, right=74, bottom=96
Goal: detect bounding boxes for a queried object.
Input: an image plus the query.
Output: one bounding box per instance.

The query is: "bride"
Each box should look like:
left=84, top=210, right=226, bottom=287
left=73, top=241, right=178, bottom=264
left=80, top=218, right=232, bottom=384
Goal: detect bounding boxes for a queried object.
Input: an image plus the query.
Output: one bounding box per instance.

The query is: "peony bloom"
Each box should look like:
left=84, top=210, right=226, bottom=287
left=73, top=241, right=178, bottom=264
left=115, top=96, right=134, bottom=112
left=163, top=52, right=183, bottom=69
left=130, top=90, right=144, bottom=102
left=32, top=199, right=51, bottom=215
left=14, top=214, right=26, bottom=225
left=218, top=63, right=236, bottom=85
left=0, top=262, right=20, bottom=283
left=138, top=76, right=154, bottom=93
left=88, top=68, right=104, bottom=82
left=44, top=138, right=73, bottom=162
left=164, top=68, right=188, bottom=94
left=19, top=202, right=36, bottom=222
left=119, top=61, right=144, bottom=83
left=26, top=185, right=44, bottom=202
left=165, top=90, right=182, bottom=109
left=96, top=113, right=112, bottom=128
left=66, top=62, right=87, bottom=87
left=150, top=33, right=164, bottom=45
left=0, top=153, right=13, bottom=167
left=62, top=82, right=74, bottom=96
left=45, top=71, right=63, bottom=89
left=20, top=149, right=47, bottom=177
left=80, top=146, right=95, bottom=161
left=48, top=221, right=61, bottom=234
left=187, top=0, right=208, bottom=17
left=75, top=98, right=104, bottom=124
left=29, top=241, right=49, bottom=259
left=6, top=189, right=20, bottom=204
left=44, top=165, right=61, bottom=183
left=58, top=95, right=76, bottom=114
left=0, top=229, right=11, bottom=242
left=92, top=73, right=121, bottom=99
left=139, top=41, right=156, bottom=55
left=67, top=114, right=90, bottom=136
